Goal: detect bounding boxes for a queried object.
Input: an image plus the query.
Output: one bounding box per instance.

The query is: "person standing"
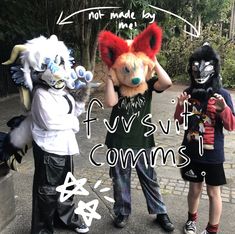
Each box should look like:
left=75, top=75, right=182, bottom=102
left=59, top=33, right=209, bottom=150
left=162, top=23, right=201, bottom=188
left=174, top=43, right=235, bottom=234
left=99, top=23, right=174, bottom=232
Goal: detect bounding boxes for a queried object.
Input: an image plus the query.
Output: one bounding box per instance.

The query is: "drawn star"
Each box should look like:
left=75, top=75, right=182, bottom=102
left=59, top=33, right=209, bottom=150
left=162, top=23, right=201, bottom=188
left=56, top=172, right=89, bottom=202
left=75, top=199, right=101, bottom=227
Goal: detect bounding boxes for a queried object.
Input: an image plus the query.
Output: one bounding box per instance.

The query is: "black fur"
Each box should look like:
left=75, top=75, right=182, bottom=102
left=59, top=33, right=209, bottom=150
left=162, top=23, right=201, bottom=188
left=0, top=133, right=22, bottom=162
left=187, top=44, right=222, bottom=95
left=7, top=115, right=26, bottom=130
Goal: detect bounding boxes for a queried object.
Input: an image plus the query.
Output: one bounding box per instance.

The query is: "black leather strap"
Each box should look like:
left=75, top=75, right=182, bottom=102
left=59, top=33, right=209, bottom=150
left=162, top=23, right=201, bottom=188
left=63, top=95, right=73, bottom=114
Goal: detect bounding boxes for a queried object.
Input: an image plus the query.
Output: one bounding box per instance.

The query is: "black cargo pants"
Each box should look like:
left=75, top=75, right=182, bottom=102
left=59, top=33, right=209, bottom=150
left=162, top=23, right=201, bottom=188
left=31, top=141, right=81, bottom=234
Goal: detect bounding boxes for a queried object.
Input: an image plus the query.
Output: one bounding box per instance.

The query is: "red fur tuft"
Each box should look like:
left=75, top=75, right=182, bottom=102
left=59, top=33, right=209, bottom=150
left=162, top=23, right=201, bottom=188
left=132, top=22, right=162, bottom=60
left=98, top=31, right=129, bottom=68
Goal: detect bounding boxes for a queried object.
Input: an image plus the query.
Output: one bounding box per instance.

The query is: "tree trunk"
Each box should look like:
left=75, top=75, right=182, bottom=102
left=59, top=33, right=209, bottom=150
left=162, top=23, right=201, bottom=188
left=229, top=0, right=235, bottom=40
left=220, top=21, right=223, bottom=37
left=90, top=24, right=100, bottom=73
left=81, top=42, right=91, bottom=69
left=198, top=14, right=201, bottom=36
left=63, top=0, right=114, bottom=71
left=80, top=2, right=91, bottom=70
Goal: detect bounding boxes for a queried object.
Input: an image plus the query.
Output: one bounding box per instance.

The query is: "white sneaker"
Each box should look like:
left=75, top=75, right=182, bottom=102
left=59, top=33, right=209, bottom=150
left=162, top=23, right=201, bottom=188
left=184, top=220, right=197, bottom=234
left=74, top=223, right=89, bottom=233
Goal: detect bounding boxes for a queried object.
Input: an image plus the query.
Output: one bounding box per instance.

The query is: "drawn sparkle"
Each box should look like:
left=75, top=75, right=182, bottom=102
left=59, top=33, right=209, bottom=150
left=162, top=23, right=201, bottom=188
left=93, top=180, right=115, bottom=203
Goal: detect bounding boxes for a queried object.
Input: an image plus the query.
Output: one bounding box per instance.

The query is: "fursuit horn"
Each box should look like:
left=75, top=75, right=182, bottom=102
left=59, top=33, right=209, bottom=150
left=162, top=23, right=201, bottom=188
left=2, top=45, right=27, bottom=65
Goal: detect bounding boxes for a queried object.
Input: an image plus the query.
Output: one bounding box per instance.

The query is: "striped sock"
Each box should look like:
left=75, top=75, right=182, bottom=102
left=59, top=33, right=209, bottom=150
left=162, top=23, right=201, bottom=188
left=206, top=222, right=219, bottom=233
left=188, top=211, right=198, bottom=222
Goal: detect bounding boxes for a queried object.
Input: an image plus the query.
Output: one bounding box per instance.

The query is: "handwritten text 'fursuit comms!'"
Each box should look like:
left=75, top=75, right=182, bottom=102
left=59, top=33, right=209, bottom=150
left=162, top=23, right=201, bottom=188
left=82, top=98, right=203, bottom=169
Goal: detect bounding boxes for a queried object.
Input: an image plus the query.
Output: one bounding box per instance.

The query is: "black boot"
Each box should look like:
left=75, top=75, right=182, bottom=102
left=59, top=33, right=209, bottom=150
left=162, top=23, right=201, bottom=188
left=156, top=213, right=174, bottom=232
left=113, top=214, right=129, bottom=228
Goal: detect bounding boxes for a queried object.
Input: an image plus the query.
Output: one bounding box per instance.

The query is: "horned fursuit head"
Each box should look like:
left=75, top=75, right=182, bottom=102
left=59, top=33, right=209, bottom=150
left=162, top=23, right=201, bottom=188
left=0, top=35, right=92, bottom=170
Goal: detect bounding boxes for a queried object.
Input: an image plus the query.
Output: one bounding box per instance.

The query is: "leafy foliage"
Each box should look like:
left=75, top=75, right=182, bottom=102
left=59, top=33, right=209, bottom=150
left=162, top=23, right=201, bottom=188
left=0, top=0, right=235, bottom=96
left=0, top=0, right=45, bottom=43
left=162, top=24, right=235, bottom=87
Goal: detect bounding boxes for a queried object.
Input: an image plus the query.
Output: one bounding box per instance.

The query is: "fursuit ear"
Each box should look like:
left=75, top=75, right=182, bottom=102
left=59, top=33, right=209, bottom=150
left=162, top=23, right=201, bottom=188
left=98, top=31, right=129, bottom=68
left=132, top=22, right=162, bottom=60
left=109, top=68, right=119, bottom=86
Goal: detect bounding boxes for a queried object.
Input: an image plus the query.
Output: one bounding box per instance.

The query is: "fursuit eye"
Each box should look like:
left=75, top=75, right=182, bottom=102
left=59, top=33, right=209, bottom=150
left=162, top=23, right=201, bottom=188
left=205, top=61, right=210, bottom=66
left=133, top=62, right=137, bottom=71
left=204, top=65, right=214, bottom=72
left=60, top=57, right=65, bottom=65
left=54, top=55, right=61, bottom=65
left=123, top=66, right=130, bottom=74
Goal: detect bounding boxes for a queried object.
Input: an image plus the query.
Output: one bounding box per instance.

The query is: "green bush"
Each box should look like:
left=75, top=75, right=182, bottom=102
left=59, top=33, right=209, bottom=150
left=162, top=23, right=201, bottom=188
left=222, top=58, right=235, bottom=87
left=161, top=25, right=235, bottom=88
left=221, top=43, right=235, bottom=88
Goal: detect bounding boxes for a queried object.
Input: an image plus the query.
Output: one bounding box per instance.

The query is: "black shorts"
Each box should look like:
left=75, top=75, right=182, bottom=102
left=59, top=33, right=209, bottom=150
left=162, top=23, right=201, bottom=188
left=181, top=161, right=226, bottom=186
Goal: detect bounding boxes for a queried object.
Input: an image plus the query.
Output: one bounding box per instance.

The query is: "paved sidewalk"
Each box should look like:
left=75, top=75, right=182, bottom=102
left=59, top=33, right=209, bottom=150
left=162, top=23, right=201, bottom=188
left=1, top=84, right=235, bottom=233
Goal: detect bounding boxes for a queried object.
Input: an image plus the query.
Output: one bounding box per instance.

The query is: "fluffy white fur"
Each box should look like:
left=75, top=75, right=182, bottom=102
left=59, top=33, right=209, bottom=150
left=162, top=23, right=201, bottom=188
left=21, top=35, right=71, bottom=90
left=9, top=115, right=32, bottom=149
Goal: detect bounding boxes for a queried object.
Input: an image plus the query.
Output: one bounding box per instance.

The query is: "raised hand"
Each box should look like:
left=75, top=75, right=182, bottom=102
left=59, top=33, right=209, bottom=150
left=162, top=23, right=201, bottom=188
left=177, top=92, right=191, bottom=106
left=213, top=93, right=227, bottom=112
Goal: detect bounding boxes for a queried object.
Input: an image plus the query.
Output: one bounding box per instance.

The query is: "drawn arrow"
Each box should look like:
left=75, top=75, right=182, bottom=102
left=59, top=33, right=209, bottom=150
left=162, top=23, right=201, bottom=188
left=148, top=5, right=200, bottom=38
left=56, top=6, right=120, bottom=25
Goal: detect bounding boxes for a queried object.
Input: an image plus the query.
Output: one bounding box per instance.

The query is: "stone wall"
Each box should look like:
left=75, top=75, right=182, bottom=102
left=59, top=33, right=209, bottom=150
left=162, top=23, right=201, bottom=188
left=0, top=166, right=16, bottom=231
